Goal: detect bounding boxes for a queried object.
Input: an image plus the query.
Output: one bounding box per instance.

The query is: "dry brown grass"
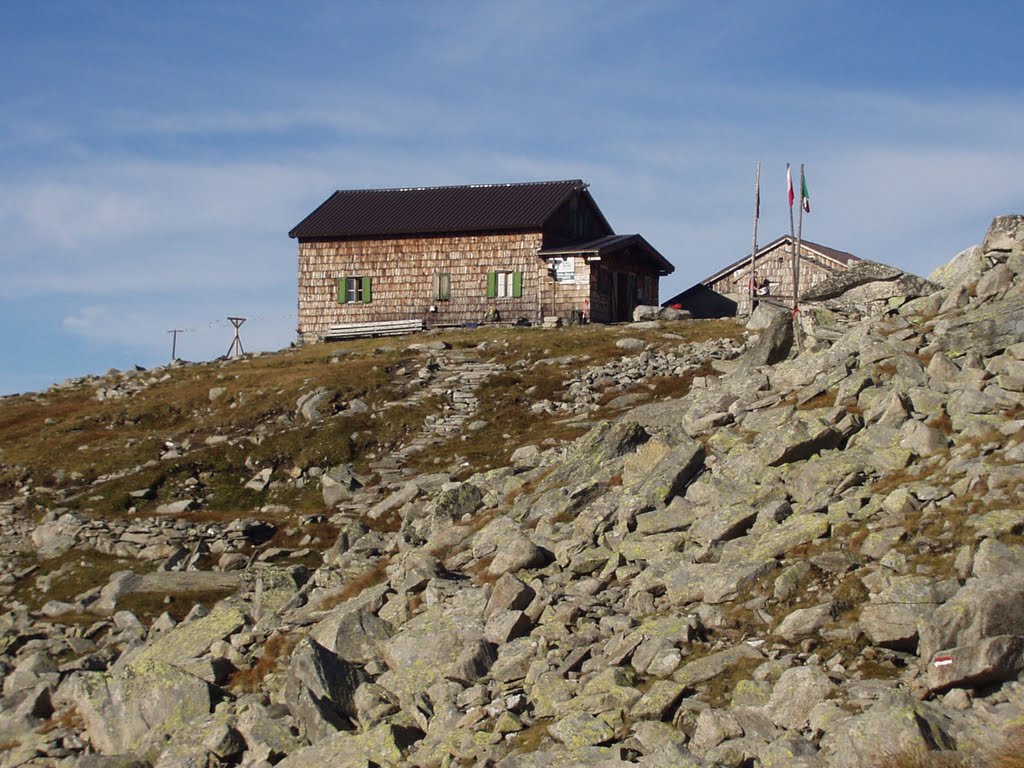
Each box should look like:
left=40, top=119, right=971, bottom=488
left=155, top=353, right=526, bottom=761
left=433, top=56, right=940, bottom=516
left=466, top=554, right=499, bottom=585
left=36, top=705, right=83, bottom=734
left=227, top=631, right=298, bottom=694
left=874, top=728, right=1024, bottom=767
left=926, top=412, right=954, bottom=436
left=316, top=558, right=393, bottom=612
left=796, top=389, right=839, bottom=411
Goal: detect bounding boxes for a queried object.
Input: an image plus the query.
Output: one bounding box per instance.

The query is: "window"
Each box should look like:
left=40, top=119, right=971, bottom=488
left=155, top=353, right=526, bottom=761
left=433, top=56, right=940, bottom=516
left=337, top=276, right=372, bottom=304
left=487, top=271, right=523, bottom=299
left=432, top=272, right=451, bottom=301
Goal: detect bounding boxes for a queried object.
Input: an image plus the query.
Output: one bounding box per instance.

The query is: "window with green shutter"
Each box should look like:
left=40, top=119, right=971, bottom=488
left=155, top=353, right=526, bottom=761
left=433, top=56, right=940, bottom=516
left=488, top=271, right=520, bottom=299
left=337, top=276, right=372, bottom=304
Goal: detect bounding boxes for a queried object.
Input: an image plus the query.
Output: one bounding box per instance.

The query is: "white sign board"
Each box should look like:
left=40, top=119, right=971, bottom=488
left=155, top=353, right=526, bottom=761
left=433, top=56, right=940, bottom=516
left=551, top=257, right=576, bottom=283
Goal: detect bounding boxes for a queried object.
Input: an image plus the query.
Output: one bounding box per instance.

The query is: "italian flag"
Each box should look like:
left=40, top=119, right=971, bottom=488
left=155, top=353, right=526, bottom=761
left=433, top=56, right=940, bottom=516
left=787, top=166, right=794, bottom=208
left=801, top=171, right=810, bottom=213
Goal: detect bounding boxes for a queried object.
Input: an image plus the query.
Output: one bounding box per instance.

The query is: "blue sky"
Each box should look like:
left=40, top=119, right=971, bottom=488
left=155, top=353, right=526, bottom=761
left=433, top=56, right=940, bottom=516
left=2, top=1, right=1022, bottom=395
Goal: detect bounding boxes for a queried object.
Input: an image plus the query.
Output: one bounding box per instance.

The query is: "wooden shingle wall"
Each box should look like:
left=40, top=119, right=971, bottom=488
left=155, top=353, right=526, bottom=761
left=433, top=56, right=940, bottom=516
left=708, top=242, right=849, bottom=316
left=297, top=232, right=545, bottom=341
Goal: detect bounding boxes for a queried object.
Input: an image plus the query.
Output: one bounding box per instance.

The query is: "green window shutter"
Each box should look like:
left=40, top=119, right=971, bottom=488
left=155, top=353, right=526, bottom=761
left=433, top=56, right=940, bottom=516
left=337, top=278, right=348, bottom=304
left=441, top=273, right=451, bottom=301
left=512, top=271, right=523, bottom=298
left=432, top=273, right=440, bottom=301
left=486, top=271, right=497, bottom=299
left=361, top=277, right=373, bottom=304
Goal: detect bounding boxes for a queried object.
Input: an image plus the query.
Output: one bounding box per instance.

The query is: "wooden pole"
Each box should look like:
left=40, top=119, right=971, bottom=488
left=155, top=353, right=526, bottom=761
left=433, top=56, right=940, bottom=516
left=796, top=163, right=806, bottom=309
left=167, top=329, right=183, bottom=361
left=748, top=162, right=760, bottom=315
left=794, top=164, right=806, bottom=352
left=787, top=163, right=797, bottom=310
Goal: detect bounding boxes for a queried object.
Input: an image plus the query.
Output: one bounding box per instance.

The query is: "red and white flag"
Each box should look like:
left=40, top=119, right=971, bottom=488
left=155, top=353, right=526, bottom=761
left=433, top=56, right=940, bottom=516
left=787, top=165, right=794, bottom=208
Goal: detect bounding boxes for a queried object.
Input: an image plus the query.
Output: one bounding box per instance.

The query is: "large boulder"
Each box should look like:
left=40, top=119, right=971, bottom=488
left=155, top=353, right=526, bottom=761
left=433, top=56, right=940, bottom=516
left=633, top=305, right=691, bottom=322
left=820, top=697, right=953, bottom=768
left=72, top=660, right=212, bottom=755
left=285, top=637, right=368, bottom=742
left=859, top=576, right=958, bottom=651
left=918, top=577, right=1024, bottom=661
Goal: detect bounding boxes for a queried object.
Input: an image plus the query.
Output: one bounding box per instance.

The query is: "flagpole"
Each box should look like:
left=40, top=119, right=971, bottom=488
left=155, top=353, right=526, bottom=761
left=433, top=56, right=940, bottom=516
left=787, top=163, right=797, bottom=311
left=796, top=163, right=805, bottom=311
left=748, top=162, right=760, bottom=315
left=794, top=164, right=808, bottom=352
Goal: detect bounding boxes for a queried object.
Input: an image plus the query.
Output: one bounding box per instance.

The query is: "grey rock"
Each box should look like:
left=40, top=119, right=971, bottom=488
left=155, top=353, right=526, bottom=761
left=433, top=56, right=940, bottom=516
left=972, top=538, right=1024, bottom=580
left=485, top=572, right=536, bottom=618
left=616, top=337, right=647, bottom=351
left=981, top=213, right=1024, bottom=253
left=72, top=660, right=213, bottom=754
left=285, top=637, right=368, bottom=742
left=674, top=643, right=764, bottom=688
left=819, top=697, right=953, bottom=768
left=487, top=533, right=548, bottom=577
left=625, top=436, right=705, bottom=507
left=929, top=244, right=985, bottom=289
left=353, top=682, right=400, bottom=729
left=367, top=480, right=419, bottom=521
left=633, top=305, right=690, bottom=322
left=860, top=576, right=958, bottom=651
left=431, top=482, right=484, bottom=520
left=740, top=312, right=794, bottom=367
left=923, top=634, right=1024, bottom=694
left=444, top=638, right=498, bottom=684
left=274, top=722, right=411, bottom=768
left=763, top=665, right=835, bottom=730
left=297, top=387, right=333, bottom=422
left=548, top=710, right=615, bottom=748
left=918, top=576, right=1024, bottom=661
left=774, top=602, right=835, bottom=643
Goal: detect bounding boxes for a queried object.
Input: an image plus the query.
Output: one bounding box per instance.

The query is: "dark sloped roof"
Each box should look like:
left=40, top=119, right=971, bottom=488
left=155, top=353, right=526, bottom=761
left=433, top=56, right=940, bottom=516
left=539, top=234, right=674, bottom=275
left=289, top=179, right=588, bottom=239
left=701, top=235, right=859, bottom=285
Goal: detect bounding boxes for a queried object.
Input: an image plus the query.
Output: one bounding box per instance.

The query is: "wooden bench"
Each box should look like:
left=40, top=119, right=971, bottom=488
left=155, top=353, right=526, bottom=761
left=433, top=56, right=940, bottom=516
left=325, top=319, right=425, bottom=341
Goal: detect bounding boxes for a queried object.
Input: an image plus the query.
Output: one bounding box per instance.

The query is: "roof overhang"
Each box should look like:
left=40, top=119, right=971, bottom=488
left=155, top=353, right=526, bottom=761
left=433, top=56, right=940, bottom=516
left=539, top=234, right=674, bottom=276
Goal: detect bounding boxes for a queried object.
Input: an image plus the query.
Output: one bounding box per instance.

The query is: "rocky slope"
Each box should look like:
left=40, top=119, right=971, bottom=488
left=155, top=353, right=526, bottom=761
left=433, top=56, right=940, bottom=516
left=2, top=216, right=1024, bottom=767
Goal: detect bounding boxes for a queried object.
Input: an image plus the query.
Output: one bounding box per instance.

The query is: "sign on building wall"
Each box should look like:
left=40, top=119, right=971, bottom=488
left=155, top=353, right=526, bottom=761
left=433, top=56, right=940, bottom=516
left=550, top=257, right=576, bottom=283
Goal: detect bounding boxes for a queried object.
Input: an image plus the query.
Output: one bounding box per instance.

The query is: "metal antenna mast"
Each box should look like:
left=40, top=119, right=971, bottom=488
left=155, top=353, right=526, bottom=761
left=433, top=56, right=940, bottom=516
left=226, top=317, right=246, bottom=358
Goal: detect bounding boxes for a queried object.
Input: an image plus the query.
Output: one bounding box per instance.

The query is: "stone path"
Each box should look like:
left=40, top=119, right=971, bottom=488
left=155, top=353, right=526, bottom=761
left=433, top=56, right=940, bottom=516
left=371, top=351, right=507, bottom=484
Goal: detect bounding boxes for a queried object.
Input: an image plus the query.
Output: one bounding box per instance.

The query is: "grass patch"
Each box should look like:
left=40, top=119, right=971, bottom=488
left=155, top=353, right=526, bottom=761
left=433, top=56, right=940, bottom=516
left=702, top=655, right=764, bottom=708
left=796, top=389, right=839, bottom=411
left=317, top=558, right=393, bottom=612
left=118, top=587, right=238, bottom=624
left=8, top=549, right=140, bottom=612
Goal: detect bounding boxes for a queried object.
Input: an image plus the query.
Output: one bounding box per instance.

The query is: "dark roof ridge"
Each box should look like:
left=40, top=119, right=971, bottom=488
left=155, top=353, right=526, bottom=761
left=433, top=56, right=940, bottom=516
left=330, top=179, right=586, bottom=194
left=289, top=178, right=599, bottom=240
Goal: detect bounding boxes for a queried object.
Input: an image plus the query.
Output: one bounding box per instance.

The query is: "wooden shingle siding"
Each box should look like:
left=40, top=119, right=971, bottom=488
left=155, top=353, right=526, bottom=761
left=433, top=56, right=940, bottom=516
left=708, top=240, right=851, bottom=316
left=297, top=232, right=545, bottom=341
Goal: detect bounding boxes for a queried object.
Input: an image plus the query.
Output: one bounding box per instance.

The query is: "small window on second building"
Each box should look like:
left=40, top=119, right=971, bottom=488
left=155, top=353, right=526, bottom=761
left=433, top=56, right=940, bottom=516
left=432, top=272, right=451, bottom=301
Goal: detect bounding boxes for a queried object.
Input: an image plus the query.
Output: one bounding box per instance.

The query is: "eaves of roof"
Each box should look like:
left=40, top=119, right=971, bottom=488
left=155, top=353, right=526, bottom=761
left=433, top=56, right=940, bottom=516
left=539, top=233, right=674, bottom=275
